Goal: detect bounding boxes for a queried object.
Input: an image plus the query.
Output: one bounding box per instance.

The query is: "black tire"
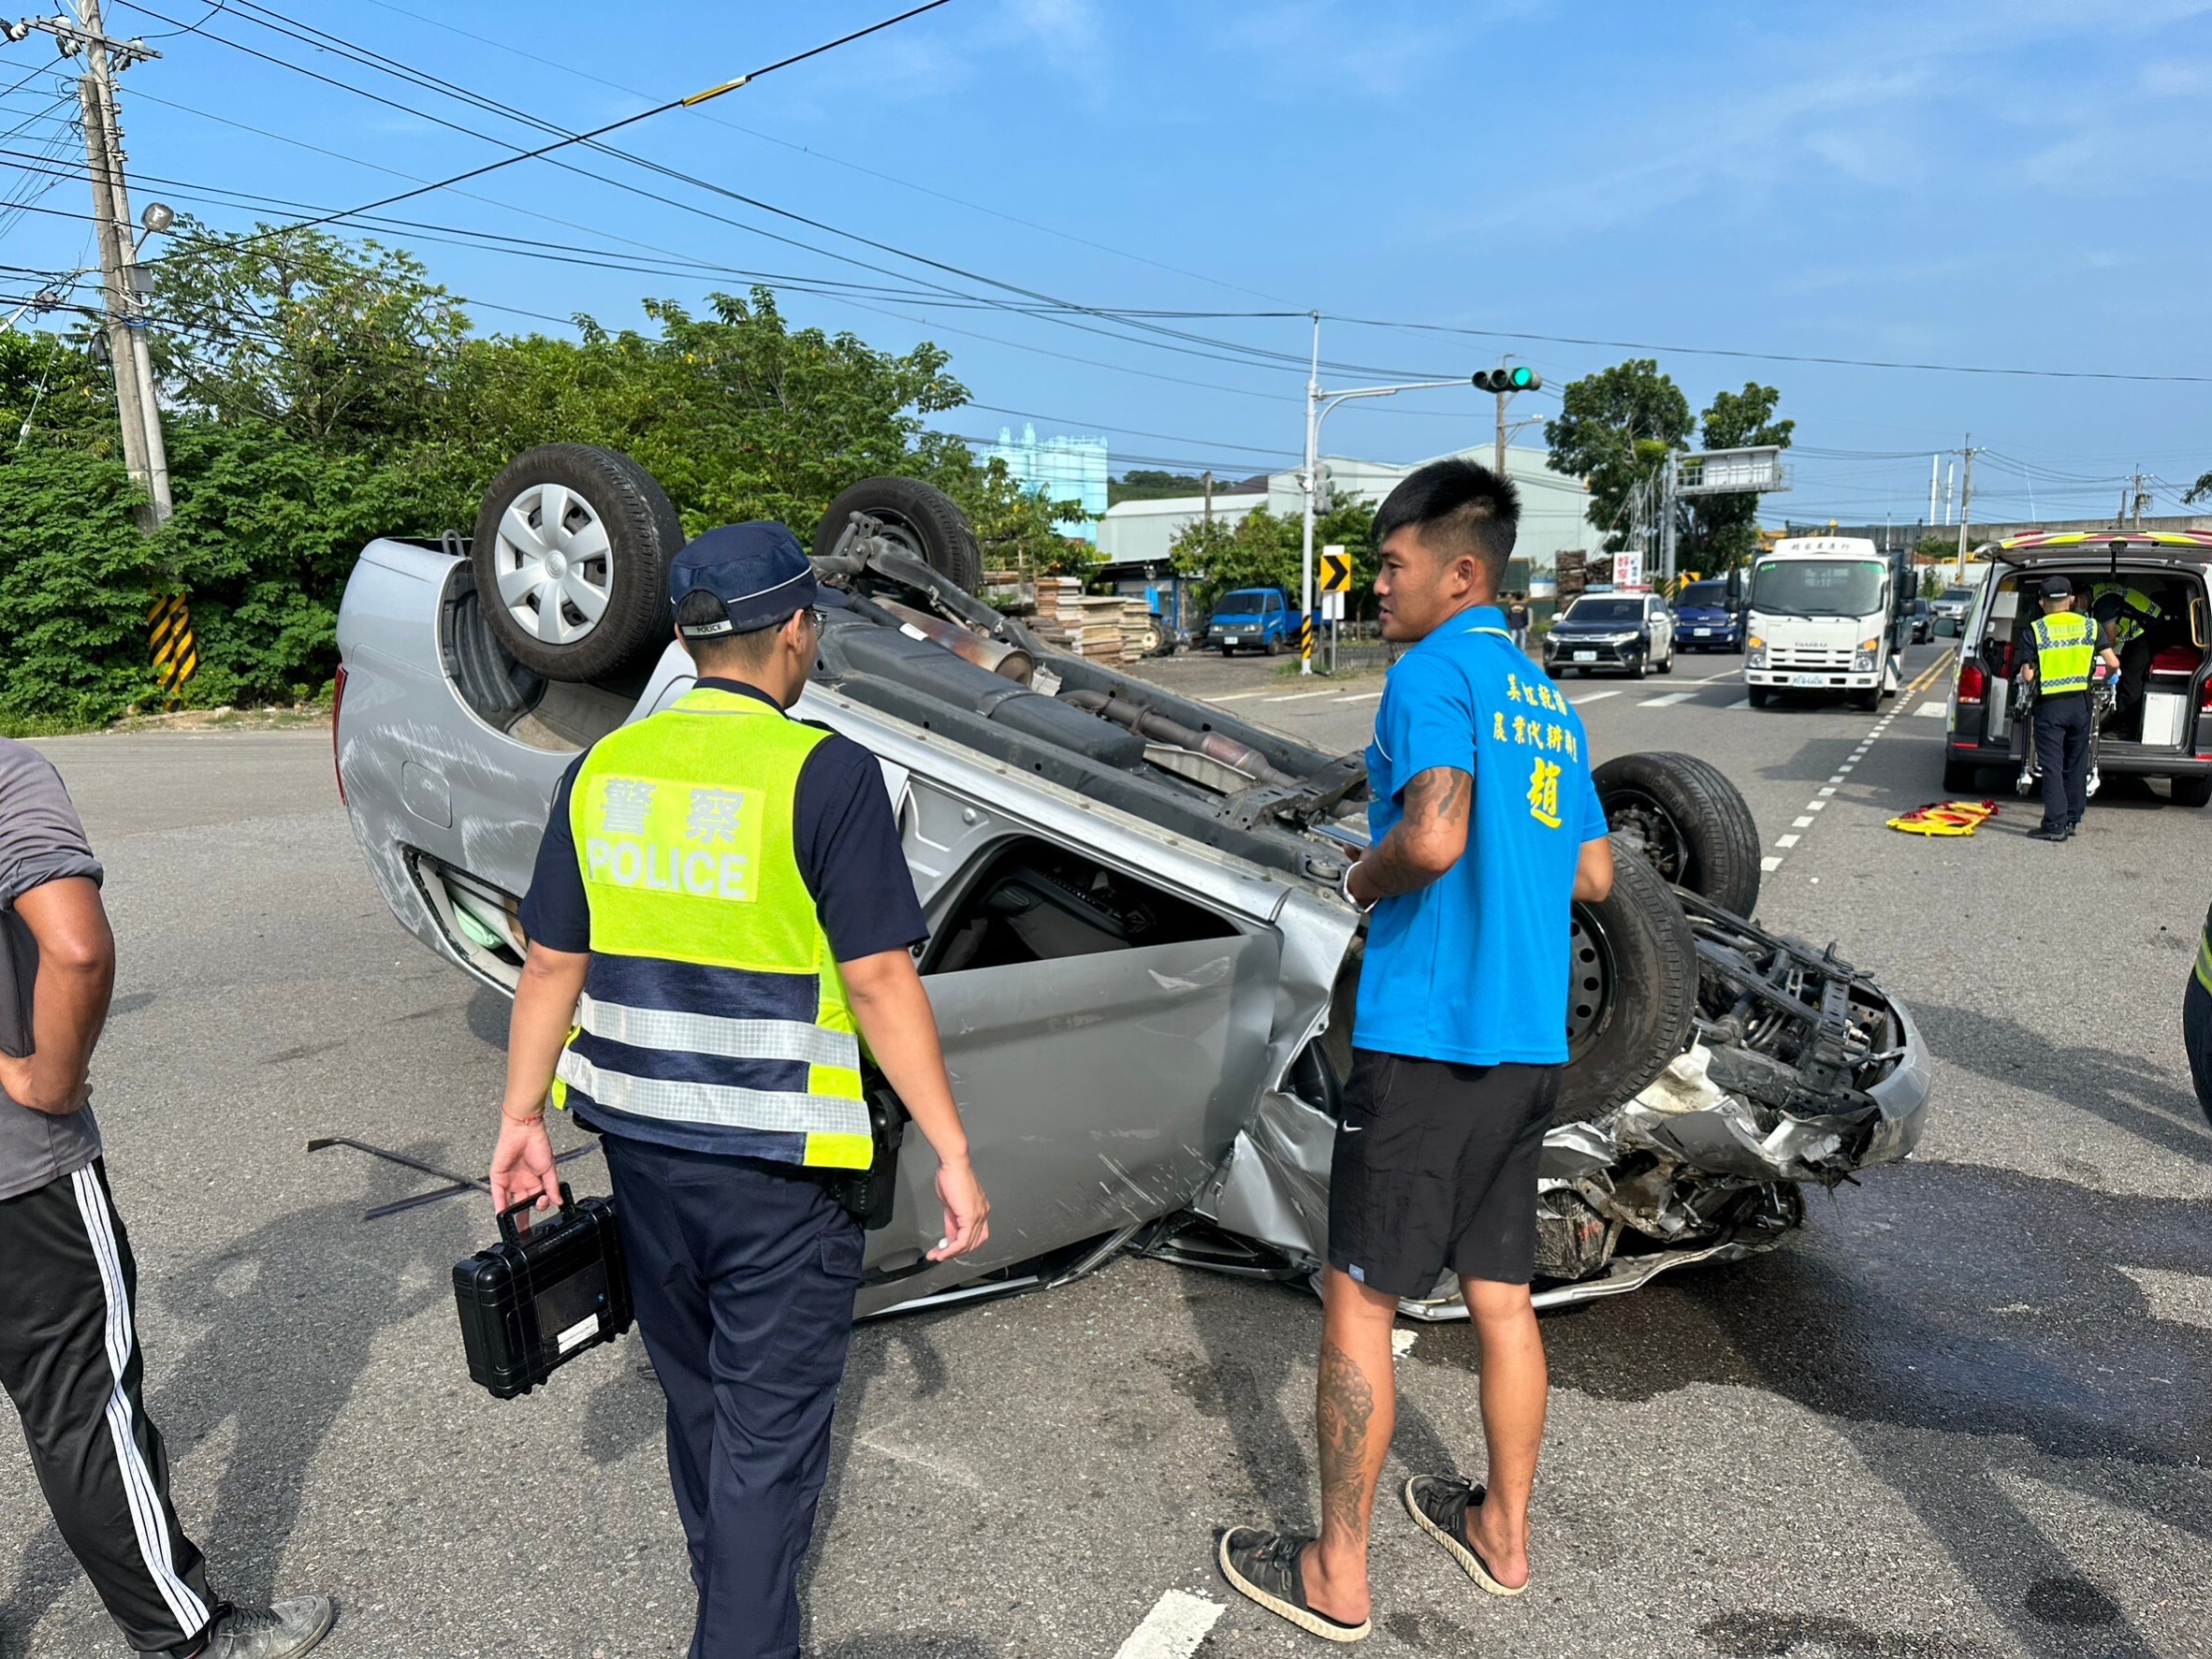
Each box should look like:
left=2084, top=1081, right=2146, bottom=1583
left=1848, top=688, right=1881, bottom=712
left=1594, top=750, right=1763, bottom=916
left=472, top=444, right=683, bottom=682
left=1220, top=644, right=1235, bottom=657
left=815, top=476, right=982, bottom=592
left=1557, top=839, right=1699, bottom=1124
left=2171, top=774, right=2212, bottom=808
left=1943, top=759, right=1984, bottom=795
left=1657, top=648, right=1674, bottom=675
left=1748, top=685, right=1771, bottom=708
left=1626, top=652, right=1648, bottom=681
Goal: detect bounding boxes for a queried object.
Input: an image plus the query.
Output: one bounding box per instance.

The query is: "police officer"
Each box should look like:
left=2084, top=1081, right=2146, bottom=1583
left=2020, top=575, right=2119, bottom=842
left=489, top=523, right=990, bottom=1659
left=2187, top=899, right=2211, bottom=1128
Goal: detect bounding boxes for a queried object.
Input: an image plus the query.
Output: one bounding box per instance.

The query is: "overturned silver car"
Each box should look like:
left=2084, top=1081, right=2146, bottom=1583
left=333, top=445, right=1928, bottom=1317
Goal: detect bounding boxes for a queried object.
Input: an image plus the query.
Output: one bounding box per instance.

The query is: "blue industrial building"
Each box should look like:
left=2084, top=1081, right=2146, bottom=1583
left=986, top=423, right=1109, bottom=544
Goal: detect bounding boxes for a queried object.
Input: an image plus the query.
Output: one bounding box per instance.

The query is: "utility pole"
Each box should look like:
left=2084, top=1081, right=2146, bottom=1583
left=8, top=2, right=171, bottom=526
left=1927, top=454, right=1939, bottom=531
left=2129, top=465, right=2150, bottom=530
left=1201, top=469, right=1213, bottom=527
left=1494, top=384, right=1507, bottom=478
left=1953, top=435, right=1974, bottom=581
left=1299, top=312, right=1320, bottom=676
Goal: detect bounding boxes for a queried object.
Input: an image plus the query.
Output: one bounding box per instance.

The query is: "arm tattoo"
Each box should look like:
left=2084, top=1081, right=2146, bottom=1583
left=1317, top=1337, right=1377, bottom=1550
left=1360, top=765, right=1472, bottom=899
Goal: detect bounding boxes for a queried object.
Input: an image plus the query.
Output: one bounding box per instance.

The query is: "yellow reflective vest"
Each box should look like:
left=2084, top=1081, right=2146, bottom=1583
left=550, top=685, right=872, bottom=1170
left=2030, top=611, right=2096, bottom=697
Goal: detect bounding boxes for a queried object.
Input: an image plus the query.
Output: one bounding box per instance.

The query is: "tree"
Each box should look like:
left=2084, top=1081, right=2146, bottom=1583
left=1109, top=470, right=1212, bottom=506
left=151, top=217, right=473, bottom=449
left=1172, top=496, right=1375, bottom=617
left=1680, top=382, right=1794, bottom=573
left=1544, top=360, right=1690, bottom=552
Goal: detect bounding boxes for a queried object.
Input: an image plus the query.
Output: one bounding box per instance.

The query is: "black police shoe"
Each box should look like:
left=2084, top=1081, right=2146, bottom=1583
left=2027, top=823, right=2070, bottom=842
left=194, top=1597, right=335, bottom=1659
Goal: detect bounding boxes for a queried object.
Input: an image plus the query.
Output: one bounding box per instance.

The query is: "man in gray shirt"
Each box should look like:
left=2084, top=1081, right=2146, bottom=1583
left=0, top=738, right=333, bottom=1659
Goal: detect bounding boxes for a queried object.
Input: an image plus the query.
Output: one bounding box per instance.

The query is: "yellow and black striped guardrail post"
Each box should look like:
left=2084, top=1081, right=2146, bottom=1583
left=1298, top=614, right=1316, bottom=662
left=148, top=591, right=198, bottom=705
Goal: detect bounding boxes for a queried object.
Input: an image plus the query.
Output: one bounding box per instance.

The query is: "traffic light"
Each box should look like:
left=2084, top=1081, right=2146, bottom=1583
left=1472, top=366, right=1541, bottom=394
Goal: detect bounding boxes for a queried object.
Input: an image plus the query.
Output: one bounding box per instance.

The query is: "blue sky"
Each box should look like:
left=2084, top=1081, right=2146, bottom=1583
left=7, top=0, right=2210, bottom=530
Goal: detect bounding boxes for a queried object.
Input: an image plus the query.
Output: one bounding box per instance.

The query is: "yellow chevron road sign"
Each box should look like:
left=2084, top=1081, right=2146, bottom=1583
left=148, top=591, right=197, bottom=702
left=1319, top=548, right=1352, bottom=593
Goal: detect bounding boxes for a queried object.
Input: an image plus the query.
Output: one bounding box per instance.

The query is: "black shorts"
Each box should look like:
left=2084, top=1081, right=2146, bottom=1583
left=1326, top=1049, right=1559, bottom=1299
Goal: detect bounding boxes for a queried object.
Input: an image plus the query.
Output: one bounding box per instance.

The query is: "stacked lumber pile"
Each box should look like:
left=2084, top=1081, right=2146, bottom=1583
left=1033, top=579, right=1150, bottom=661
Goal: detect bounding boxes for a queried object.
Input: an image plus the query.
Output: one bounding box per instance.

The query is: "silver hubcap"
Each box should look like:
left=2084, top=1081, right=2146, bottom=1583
left=492, top=481, right=613, bottom=646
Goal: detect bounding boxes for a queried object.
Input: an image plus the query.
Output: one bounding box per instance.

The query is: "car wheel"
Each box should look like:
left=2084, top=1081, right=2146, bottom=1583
left=1748, top=685, right=1770, bottom=708
left=1220, top=644, right=1234, bottom=657
left=2171, top=774, right=2212, bottom=808
left=1594, top=751, right=1763, bottom=917
left=1626, top=652, right=1648, bottom=681
left=1657, top=648, right=1674, bottom=676
left=1943, top=759, right=1984, bottom=795
left=1848, top=688, right=1881, bottom=712
left=1556, top=840, right=1699, bottom=1125
left=815, top=476, right=982, bottom=592
left=471, top=444, right=684, bottom=683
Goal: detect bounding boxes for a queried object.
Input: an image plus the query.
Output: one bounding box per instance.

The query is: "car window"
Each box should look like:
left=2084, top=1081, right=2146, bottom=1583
left=1565, top=598, right=1642, bottom=622
left=1679, top=581, right=1727, bottom=607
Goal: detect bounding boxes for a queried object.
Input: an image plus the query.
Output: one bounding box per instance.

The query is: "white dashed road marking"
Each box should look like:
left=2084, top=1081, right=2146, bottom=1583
left=1264, top=689, right=1342, bottom=703
left=1114, top=1590, right=1226, bottom=1659
left=1571, top=691, right=1620, bottom=706
left=1638, top=691, right=1696, bottom=706
left=1757, top=649, right=1954, bottom=882
left=1338, top=691, right=1385, bottom=704
left=1695, top=669, right=1741, bottom=683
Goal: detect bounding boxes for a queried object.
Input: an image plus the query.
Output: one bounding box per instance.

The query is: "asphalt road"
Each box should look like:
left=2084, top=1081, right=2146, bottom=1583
left=5, top=646, right=2209, bottom=1659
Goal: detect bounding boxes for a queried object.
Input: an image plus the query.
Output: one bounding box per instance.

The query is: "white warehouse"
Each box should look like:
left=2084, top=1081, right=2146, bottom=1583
left=1095, top=444, right=1599, bottom=569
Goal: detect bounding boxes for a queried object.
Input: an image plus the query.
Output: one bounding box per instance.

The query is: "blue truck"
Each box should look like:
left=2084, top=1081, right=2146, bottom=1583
left=1205, top=587, right=1295, bottom=655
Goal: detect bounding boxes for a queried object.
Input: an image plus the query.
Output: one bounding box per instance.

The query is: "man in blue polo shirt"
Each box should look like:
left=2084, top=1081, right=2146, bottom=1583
left=1220, top=460, right=1613, bottom=1642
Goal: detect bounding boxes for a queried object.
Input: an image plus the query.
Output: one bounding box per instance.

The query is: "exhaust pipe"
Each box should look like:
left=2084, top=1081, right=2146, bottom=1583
left=877, top=598, right=1035, bottom=685
left=1063, top=690, right=1302, bottom=788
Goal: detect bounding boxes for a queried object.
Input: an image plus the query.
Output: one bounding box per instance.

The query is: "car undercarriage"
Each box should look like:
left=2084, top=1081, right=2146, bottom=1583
left=333, top=447, right=1929, bottom=1319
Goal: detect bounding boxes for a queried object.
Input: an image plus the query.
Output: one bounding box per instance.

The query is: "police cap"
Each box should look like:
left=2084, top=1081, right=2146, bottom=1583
left=2040, top=575, right=2074, bottom=602
left=668, top=523, right=849, bottom=637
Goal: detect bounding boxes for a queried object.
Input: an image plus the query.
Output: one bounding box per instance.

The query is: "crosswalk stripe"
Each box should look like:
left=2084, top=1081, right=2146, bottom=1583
left=1638, top=691, right=1696, bottom=706
left=1571, top=691, right=1620, bottom=706
left=1914, top=701, right=1947, bottom=718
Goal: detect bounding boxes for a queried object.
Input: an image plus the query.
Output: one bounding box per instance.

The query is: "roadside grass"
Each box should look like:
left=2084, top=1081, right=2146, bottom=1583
left=2, top=702, right=333, bottom=739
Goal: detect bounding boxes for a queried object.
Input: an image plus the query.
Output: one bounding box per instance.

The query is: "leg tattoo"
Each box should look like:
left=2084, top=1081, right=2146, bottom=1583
left=1317, top=1337, right=1376, bottom=1551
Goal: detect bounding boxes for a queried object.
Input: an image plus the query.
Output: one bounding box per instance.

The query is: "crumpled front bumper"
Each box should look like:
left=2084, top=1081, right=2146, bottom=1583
left=1187, top=991, right=1930, bottom=1316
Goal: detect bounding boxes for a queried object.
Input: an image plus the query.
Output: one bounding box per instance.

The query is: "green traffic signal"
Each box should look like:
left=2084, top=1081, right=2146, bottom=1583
left=1472, top=366, right=1542, bottom=394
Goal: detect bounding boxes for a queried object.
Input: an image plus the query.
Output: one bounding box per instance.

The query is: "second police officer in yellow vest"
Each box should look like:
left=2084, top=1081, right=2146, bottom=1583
left=488, top=522, right=990, bottom=1659
left=2021, top=575, right=2120, bottom=842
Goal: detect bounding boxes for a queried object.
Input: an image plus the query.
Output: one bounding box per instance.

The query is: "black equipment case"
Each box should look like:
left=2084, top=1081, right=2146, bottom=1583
left=453, top=1184, right=633, bottom=1399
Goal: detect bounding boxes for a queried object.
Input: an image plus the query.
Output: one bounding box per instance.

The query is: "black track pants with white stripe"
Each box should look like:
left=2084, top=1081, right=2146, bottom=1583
left=0, top=1160, right=215, bottom=1655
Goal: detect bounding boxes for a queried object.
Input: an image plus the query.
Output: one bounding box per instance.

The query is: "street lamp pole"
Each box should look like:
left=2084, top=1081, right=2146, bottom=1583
left=1299, top=335, right=1478, bottom=675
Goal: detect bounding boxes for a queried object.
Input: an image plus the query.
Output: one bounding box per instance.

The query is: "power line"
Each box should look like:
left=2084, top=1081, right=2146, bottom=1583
left=114, top=0, right=965, bottom=266
left=343, top=0, right=1296, bottom=306
left=1325, top=312, right=2212, bottom=386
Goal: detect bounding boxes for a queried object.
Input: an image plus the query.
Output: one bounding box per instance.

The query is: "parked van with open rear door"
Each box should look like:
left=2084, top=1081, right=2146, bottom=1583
left=1941, top=530, right=2212, bottom=805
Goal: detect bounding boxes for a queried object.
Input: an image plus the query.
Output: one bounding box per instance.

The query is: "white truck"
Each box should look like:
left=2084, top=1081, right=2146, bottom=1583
left=1742, top=536, right=1914, bottom=710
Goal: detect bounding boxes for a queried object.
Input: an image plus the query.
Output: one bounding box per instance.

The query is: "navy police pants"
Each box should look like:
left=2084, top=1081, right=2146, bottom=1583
left=600, top=1133, right=865, bottom=1659
left=2032, top=692, right=2091, bottom=832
